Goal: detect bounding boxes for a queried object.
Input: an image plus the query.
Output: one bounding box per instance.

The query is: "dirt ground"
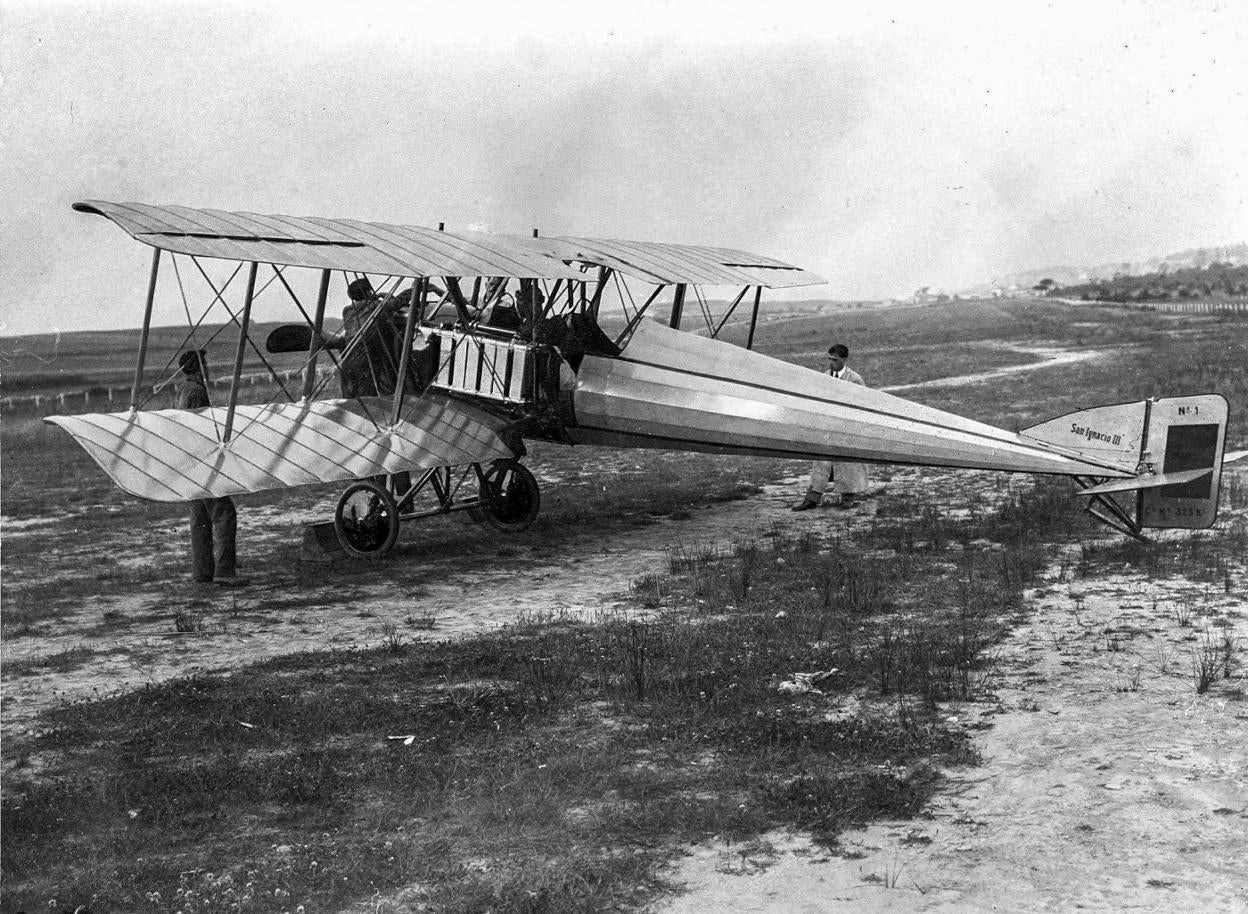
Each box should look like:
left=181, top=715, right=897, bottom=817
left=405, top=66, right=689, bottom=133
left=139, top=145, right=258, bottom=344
left=657, top=543, right=1248, bottom=913
left=3, top=345, right=1246, bottom=912
left=0, top=459, right=1038, bottom=739
left=0, top=473, right=800, bottom=739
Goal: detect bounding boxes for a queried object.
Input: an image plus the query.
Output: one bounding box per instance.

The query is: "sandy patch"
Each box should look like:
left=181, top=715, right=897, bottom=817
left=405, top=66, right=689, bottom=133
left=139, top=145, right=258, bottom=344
left=1, top=516, right=62, bottom=532
left=880, top=343, right=1126, bottom=394
left=656, top=546, right=1248, bottom=913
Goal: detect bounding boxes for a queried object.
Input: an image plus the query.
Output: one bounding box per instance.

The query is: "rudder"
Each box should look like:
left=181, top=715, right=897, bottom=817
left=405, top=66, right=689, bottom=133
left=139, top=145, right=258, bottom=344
left=1022, top=394, right=1232, bottom=534
left=1137, top=395, right=1229, bottom=530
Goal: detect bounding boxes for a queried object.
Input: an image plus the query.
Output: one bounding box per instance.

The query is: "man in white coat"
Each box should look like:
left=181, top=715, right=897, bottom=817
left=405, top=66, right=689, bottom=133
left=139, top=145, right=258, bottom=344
left=792, top=343, right=869, bottom=511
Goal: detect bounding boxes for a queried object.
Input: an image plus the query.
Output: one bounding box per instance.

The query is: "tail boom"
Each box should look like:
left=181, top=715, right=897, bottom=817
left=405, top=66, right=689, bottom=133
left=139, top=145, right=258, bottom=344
left=570, top=322, right=1137, bottom=478
left=570, top=322, right=1235, bottom=534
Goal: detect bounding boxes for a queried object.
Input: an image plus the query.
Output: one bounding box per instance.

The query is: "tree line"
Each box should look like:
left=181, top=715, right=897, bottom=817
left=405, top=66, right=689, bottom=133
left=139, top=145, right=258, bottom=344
left=1044, top=262, right=1248, bottom=303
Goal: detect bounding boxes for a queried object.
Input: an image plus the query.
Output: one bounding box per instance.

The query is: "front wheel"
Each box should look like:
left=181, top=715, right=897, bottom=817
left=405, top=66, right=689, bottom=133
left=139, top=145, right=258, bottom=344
left=334, top=480, right=400, bottom=558
left=476, top=461, right=540, bottom=532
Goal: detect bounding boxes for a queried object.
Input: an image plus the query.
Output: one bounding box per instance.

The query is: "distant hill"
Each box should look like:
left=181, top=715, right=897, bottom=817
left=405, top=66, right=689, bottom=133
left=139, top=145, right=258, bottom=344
left=963, top=243, right=1248, bottom=294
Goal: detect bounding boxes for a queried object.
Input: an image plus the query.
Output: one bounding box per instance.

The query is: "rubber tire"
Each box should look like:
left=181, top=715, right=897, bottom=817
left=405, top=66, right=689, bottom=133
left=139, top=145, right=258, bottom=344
left=334, top=479, right=401, bottom=558
left=477, top=461, right=541, bottom=532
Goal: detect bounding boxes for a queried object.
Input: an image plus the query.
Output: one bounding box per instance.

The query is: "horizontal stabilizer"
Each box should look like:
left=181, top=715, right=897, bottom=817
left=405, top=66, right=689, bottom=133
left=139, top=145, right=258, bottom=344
left=1075, top=467, right=1213, bottom=497
left=46, top=393, right=514, bottom=502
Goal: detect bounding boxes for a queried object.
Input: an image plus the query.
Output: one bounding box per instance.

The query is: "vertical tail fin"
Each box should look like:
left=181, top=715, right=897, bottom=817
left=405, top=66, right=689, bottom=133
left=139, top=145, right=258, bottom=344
left=1137, top=395, right=1230, bottom=530
left=1024, top=394, right=1232, bottom=534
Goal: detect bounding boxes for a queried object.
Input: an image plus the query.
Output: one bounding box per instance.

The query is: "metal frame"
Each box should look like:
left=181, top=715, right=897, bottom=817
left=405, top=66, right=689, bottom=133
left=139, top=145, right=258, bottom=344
left=70, top=202, right=837, bottom=552
left=1072, top=475, right=1151, bottom=542
left=392, top=462, right=493, bottom=521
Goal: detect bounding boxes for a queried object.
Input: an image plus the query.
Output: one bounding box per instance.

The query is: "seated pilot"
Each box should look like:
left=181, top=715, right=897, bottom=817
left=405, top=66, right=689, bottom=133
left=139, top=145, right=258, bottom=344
left=514, top=280, right=545, bottom=341
left=485, top=293, right=522, bottom=332
left=338, top=278, right=419, bottom=398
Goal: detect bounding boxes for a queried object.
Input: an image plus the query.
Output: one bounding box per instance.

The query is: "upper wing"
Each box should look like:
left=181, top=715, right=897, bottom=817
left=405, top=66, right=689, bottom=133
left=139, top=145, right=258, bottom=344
left=518, top=235, right=825, bottom=289
left=73, top=200, right=823, bottom=288
left=45, top=392, right=514, bottom=502
left=72, top=201, right=587, bottom=281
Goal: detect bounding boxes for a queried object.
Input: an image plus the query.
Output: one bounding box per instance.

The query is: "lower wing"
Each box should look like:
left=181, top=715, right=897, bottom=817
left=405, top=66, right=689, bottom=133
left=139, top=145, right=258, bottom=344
left=46, top=392, right=515, bottom=502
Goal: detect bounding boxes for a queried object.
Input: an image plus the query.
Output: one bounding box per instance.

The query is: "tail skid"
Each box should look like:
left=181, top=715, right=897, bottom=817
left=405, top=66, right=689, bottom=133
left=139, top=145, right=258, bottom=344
left=1025, top=395, right=1234, bottom=538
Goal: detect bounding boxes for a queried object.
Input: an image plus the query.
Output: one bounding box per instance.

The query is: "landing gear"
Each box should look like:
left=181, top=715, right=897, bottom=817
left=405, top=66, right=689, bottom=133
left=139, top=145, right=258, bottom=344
left=332, top=460, right=540, bottom=558
left=472, top=460, right=541, bottom=532
left=334, top=479, right=400, bottom=558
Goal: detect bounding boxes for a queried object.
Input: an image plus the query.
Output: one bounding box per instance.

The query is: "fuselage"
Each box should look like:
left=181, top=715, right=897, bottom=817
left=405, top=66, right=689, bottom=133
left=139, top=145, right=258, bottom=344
left=567, top=320, right=1135, bottom=478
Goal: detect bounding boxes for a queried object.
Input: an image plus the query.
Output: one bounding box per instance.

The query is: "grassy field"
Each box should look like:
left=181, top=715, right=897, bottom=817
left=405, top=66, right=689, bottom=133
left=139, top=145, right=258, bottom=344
left=2, top=299, right=1247, bottom=913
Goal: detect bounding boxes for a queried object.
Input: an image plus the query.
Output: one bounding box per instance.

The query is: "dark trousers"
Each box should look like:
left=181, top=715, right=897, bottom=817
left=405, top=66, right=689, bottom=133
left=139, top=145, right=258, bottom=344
left=368, top=473, right=413, bottom=509
left=190, top=496, right=238, bottom=581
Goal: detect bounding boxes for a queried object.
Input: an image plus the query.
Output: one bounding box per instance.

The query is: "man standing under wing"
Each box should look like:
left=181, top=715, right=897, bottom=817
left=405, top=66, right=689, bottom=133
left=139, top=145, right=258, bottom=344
left=175, top=349, right=248, bottom=587
left=792, top=343, right=869, bottom=511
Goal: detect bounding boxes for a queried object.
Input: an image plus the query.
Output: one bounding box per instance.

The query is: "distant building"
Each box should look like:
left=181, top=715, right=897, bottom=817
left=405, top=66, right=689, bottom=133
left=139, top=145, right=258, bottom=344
left=911, top=286, right=948, bottom=304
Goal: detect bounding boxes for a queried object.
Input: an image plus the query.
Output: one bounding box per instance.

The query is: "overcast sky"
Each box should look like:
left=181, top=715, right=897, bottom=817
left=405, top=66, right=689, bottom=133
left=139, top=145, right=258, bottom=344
left=1, top=0, right=1245, bottom=336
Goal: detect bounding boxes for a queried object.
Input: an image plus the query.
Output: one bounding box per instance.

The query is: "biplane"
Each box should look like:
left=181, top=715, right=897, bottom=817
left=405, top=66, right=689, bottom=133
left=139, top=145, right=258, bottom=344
left=47, top=200, right=1243, bottom=557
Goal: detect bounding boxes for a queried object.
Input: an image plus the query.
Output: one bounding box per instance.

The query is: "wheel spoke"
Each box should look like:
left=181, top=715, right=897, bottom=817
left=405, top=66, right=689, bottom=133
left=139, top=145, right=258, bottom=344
left=334, top=479, right=400, bottom=558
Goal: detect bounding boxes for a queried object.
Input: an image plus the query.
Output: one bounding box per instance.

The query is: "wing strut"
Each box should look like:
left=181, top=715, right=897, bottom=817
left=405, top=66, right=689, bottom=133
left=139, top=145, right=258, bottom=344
left=668, top=283, right=687, bottom=329
left=588, top=266, right=611, bottom=320
left=222, top=261, right=258, bottom=442
left=303, top=268, right=332, bottom=400
left=391, top=276, right=427, bottom=425
left=131, top=247, right=161, bottom=410
left=614, top=283, right=666, bottom=348
left=712, top=286, right=751, bottom=338
left=746, top=286, right=762, bottom=350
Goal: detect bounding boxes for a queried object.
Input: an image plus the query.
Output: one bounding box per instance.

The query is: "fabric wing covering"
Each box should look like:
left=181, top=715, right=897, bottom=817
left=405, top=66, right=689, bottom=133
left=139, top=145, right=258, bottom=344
left=45, top=393, right=515, bottom=502
left=71, top=201, right=587, bottom=281
left=519, top=236, right=825, bottom=288
left=72, top=200, right=823, bottom=288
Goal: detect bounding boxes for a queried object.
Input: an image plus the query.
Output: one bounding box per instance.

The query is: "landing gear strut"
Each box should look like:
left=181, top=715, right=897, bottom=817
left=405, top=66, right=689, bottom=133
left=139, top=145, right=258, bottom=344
left=332, top=459, right=541, bottom=558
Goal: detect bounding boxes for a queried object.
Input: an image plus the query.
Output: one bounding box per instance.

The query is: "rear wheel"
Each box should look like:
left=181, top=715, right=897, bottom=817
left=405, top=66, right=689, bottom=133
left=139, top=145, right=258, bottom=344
left=334, top=480, right=400, bottom=558
left=476, top=461, right=540, bottom=532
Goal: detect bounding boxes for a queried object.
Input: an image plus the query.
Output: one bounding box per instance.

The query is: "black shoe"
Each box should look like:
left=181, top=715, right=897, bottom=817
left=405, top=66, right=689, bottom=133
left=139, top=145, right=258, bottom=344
left=791, top=498, right=821, bottom=511
left=835, top=496, right=857, bottom=510
left=214, top=576, right=251, bottom=588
